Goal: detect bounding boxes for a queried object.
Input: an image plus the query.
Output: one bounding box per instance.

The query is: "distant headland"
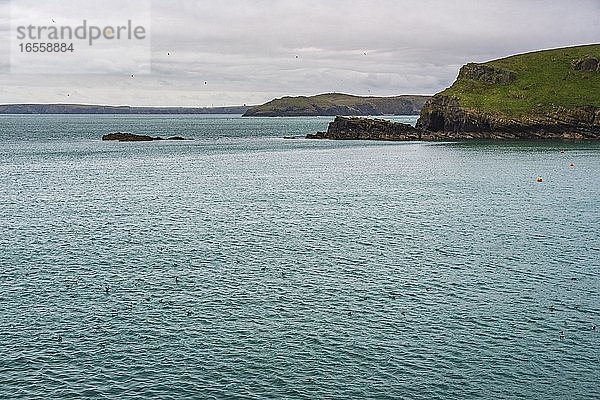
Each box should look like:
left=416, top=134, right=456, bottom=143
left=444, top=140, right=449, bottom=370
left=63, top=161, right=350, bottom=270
left=309, top=44, right=600, bottom=140
left=243, top=93, right=430, bottom=117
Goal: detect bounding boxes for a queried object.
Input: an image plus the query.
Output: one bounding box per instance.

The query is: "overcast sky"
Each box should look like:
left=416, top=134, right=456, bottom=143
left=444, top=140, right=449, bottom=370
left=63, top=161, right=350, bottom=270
left=0, top=0, right=598, bottom=106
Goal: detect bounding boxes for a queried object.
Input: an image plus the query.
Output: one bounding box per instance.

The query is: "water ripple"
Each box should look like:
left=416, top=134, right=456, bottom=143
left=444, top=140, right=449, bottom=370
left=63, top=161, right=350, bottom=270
left=0, top=116, right=599, bottom=398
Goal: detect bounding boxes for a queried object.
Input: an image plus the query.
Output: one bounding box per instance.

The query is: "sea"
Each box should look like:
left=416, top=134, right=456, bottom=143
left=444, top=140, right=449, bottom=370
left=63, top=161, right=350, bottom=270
left=0, top=114, right=598, bottom=399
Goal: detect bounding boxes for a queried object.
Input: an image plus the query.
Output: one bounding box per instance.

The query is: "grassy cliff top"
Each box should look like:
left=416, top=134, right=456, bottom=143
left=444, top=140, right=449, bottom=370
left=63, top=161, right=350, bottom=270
left=258, top=93, right=428, bottom=107
left=440, top=44, right=600, bottom=116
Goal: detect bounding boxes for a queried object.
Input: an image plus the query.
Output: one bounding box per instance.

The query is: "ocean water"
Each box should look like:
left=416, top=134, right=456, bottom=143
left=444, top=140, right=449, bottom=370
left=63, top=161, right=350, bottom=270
left=0, top=114, right=598, bottom=399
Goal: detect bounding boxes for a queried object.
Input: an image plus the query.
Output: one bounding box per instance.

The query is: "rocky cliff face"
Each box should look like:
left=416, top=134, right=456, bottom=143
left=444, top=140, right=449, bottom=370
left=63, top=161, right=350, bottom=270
left=416, top=96, right=491, bottom=133
left=309, top=101, right=600, bottom=142
left=306, top=116, right=420, bottom=140
left=416, top=95, right=600, bottom=139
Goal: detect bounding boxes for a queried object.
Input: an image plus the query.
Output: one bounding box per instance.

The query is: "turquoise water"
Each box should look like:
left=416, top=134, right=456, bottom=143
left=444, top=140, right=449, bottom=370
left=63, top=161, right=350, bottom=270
left=0, top=114, right=598, bottom=399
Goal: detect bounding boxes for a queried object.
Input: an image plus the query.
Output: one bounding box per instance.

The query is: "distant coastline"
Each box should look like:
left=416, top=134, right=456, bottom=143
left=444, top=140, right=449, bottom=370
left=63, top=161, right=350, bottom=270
left=0, top=94, right=432, bottom=116
left=0, top=104, right=251, bottom=115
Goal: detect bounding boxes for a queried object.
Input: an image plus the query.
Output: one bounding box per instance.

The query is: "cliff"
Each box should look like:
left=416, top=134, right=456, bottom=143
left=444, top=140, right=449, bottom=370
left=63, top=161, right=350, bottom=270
left=309, top=45, right=600, bottom=141
left=416, top=44, right=600, bottom=139
left=243, top=93, right=430, bottom=117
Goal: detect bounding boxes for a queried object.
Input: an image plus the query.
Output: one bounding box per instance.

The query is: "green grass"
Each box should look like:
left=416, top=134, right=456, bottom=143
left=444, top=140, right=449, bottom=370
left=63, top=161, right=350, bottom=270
left=261, top=93, right=399, bottom=108
left=440, top=44, right=600, bottom=117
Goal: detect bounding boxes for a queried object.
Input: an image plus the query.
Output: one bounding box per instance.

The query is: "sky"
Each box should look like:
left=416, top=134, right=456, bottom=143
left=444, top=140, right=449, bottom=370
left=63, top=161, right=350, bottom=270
left=0, top=0, right=598, bottom=107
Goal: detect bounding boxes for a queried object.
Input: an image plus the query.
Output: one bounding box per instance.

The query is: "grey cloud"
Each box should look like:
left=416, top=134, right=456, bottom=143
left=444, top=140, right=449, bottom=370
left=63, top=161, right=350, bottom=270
left=0, top=1, right=10, bottom=72
left=0, top=0, right=598, bottom=106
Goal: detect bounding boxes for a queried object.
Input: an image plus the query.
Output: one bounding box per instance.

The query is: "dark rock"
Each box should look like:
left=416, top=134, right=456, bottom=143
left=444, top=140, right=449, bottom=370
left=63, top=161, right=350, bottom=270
left=306, top=116, right=420, bottom=141
left=102, top=133, right=190, bottom=141
left=571, top=57, right=599, bottom=72
left=102, top=132, right=160, bottom=141
left=458, top=63, right=517, bottom=85
left=305, top=132, right=328, bottom=139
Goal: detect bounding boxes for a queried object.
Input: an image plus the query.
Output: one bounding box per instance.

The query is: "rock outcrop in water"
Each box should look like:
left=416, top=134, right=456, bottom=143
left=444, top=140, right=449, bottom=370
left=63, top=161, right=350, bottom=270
left=306, top=116, right=420, bottom=140
left=102, top=133, right=190, bottom=142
